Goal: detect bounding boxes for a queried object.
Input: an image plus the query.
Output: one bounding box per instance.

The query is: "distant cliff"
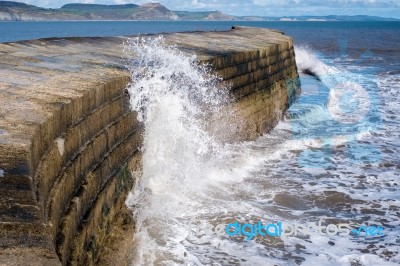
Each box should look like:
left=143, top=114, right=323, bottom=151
left=0, top=1, right=235, bottom=21
left=0, top=1, right=398, bottom=21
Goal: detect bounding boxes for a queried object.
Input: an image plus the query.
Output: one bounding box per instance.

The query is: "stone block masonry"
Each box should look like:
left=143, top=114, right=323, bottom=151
left=0, top=26, right=300, bottom=265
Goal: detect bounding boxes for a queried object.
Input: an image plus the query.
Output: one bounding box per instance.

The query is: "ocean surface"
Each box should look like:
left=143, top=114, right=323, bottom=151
left=2, top=21, right=399, bottom=265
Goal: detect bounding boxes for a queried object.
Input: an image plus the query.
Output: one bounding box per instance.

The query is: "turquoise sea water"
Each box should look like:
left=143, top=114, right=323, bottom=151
left=1, top=21, right=399, bottom=71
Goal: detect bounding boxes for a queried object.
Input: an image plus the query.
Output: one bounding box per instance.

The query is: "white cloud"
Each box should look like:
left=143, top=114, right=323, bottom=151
left=113, top=0, right=131, bottom=4
left=252, top=0, right=399, bottom=7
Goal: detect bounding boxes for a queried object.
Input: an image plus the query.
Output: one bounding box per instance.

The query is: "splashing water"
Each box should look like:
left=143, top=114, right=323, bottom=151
left=295, top=46, right=336, bottom=78
left=124, top=38, right=400, bottom=265
left=124, top=36, right=238, bottom=265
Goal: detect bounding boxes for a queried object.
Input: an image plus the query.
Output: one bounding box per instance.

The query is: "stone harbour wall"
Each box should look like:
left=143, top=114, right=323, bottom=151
left=0, top=26, right=299, bottom=265
left=205, top=29, right=299, bottom=141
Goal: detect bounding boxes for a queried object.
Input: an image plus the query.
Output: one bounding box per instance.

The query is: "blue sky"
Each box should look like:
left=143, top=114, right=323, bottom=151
left=8, top=0, right=400, bottom=18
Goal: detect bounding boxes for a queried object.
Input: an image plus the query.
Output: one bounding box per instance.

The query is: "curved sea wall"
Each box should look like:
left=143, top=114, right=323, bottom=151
left=0, top=26, right=299, bottom=265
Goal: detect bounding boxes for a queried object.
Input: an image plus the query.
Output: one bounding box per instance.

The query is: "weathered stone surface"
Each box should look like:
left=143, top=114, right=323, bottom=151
left=0, top=26, right=300, bottom=265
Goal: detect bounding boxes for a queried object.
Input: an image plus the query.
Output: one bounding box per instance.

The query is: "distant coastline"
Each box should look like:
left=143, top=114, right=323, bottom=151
left=0, top=1, right=398, bottom=21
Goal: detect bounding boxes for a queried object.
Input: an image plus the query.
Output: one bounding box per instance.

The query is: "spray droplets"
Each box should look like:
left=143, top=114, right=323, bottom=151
left=124, top=36, right=227, bottom=123
left=124, top=36, right=232, bottom=265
